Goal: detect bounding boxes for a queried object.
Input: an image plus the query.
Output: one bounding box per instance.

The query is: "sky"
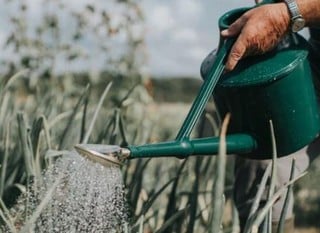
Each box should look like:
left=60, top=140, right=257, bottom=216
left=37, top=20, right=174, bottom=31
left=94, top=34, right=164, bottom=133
left=141, top=0, right=253, bottom=77
left=0, top=0, right=267, bottom=78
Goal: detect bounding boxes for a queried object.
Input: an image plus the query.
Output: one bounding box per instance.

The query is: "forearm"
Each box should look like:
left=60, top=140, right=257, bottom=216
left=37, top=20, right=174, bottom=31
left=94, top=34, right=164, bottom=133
left=296, top=0, right=320, bottom=27
left=222, top=0, right=320, bottom=71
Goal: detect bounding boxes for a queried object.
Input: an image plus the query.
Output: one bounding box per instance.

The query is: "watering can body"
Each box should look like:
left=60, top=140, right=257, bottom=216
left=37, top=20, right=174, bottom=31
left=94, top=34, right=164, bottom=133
left=201, top=33, right=320, bottom=158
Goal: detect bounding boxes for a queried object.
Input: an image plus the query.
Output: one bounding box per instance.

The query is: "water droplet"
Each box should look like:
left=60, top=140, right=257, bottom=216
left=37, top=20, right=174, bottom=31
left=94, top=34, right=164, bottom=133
left=11, top=151, right=128, bottom=232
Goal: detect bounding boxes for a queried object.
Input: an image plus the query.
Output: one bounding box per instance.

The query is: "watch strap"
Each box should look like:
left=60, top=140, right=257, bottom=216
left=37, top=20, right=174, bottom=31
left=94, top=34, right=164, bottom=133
left=285, top=0, right=302, bottom=19
left=284, top=0, right=305, bottom=32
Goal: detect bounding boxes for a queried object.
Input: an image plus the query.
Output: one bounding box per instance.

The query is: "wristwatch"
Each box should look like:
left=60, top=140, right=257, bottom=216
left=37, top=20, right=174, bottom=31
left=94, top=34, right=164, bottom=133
left=283, top=0, right=305, bottom=32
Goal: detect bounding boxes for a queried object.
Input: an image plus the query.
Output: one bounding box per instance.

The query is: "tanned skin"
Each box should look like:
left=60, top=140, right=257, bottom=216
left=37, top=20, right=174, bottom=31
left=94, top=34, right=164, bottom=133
left=221, top=0, right=320, bottom=71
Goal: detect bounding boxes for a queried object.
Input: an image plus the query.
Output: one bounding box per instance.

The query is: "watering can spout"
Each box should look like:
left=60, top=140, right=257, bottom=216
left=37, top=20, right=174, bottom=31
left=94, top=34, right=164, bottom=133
left=128, top=134, right=257, bottom=159
left=74, top=144, right=131, bottom=167
left=75, top=134, right=257, bottom=167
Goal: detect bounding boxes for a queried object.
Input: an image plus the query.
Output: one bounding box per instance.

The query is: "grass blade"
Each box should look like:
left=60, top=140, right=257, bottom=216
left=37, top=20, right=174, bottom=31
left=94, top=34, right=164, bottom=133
left=139, top=215, right=144, bottom=233
left=156, top=207, right=189, bottom=233
left=40, top=115, right=52, bottom=150
left=80, top=88, right=89, bottom=143
left=19, top=175, right=62, bottom=233
left=82, top=82, right=112, bottom=143
left=231, top=202, right=240, bottom=233
left=110, top=109, right=121, bottom=145
left=243, top=163, right=272, bottom=233
left=276, top=158, right=295, bottom=233
left=17, top=113, right=35, bottom=177
left=250, top=171, right=307, bottom=233
left=163, top=160, right=187, bottom=225
left=59, top=84, right=90, bottom=149
left=119, top=114, right=128, bottom=146
left=0, top=92, right=11, bottom=129
left=128, top=159, right=151, bottom=213
left=186, top=157, right=202, bottom=233
left=0, top=123, right=11, bottom=197
left=0, top=198, right=17, bottom=232
left=263, top=120, right=278, bottom=233
left=2, top=69, right=29, bottom=92
left=118, top=83, right=139, bottom=107
left=47, top=111, right=72, bottom=129
left=209, top=113, right=230, bottom=233
left=139, top=177, right=175, bottom=217
left=31, top=117, right=44, bottom=179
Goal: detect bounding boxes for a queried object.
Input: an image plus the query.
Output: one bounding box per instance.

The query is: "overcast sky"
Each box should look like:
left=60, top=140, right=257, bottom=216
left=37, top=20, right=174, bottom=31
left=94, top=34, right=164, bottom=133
left=142, top=0, right=254, bottom=77
left=0, top=0, right=259, bottom=78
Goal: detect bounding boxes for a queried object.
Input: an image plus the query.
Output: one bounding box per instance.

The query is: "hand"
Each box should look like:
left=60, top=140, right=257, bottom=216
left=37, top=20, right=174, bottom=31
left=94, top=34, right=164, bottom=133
left=221, top=3, right=290, bottom=71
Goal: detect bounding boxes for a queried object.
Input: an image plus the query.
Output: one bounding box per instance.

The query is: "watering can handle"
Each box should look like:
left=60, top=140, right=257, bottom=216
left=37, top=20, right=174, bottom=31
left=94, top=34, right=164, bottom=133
left=258, top=0, right=276, bottom=4
left=176, top=1, right=277, bottom=140
left=176, top=39, right=235, bottom=140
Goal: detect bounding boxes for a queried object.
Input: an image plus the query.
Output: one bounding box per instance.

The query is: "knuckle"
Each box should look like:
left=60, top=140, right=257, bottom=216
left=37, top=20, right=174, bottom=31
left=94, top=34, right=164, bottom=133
left=230, top=42, right=246, bottom=61
left=230, top=50, right=243, bottom=61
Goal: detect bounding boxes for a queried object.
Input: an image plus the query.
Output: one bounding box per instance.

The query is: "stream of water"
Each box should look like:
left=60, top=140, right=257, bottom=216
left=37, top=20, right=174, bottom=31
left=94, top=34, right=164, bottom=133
left=24, top=152, right=129, bottom=232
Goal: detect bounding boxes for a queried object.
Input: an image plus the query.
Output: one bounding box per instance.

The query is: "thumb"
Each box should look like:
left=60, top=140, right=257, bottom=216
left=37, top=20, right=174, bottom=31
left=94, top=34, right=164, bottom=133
left=221, top=16, right=246, bottom=37
left=225, top=38, right=247, bottom=71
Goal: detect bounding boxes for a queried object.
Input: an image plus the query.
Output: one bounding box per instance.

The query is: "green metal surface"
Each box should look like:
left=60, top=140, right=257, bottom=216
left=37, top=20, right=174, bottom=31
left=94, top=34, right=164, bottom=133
left=175, top=39, right=234, bottom=140
left=200, top=8, right=320, bottom=158
left=220, top=35, right=309, bottom=86
left=128, top=134, right=257, bottom=159
left=212, top=34, right=320, bottom=158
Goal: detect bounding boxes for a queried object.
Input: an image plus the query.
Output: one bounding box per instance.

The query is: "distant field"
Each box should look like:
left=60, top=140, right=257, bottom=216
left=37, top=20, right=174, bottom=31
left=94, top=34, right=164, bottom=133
left=150, top=77, right=202, bottom=103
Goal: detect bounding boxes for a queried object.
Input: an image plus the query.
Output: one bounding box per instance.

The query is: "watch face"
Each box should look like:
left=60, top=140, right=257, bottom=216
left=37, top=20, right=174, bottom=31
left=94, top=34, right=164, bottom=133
left=292, top=17, right=306, bottom=32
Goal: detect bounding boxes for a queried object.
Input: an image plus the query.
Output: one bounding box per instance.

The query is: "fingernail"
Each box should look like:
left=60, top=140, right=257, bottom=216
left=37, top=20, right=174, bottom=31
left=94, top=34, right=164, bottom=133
left=221, top=29, right=228, bottom=36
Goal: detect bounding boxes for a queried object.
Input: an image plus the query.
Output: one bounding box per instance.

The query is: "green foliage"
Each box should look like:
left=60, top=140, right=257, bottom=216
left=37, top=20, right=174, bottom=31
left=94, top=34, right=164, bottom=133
left=0, top=1, right=318, bottom=232
left=0, top=71, right=153, bottom=231
left=2, top=0, right=146, bottom=82
left=0, top=71, right=315, bottom=233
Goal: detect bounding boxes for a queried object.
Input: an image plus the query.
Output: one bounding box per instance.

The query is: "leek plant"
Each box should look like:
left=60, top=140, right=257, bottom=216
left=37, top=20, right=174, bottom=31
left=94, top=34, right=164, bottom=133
left=0, top=73, right=312, bottom=233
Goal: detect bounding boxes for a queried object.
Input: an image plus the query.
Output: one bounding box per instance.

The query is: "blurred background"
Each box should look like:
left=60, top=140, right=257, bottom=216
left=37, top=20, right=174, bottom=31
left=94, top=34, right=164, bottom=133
left=0, top=0, right=319, bottom=232
left=0, top=0, right=256, bottom=78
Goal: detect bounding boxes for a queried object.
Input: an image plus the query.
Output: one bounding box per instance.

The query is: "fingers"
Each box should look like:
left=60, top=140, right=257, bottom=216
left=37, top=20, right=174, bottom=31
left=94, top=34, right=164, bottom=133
left=221, top=16, right=247, bottom=37
left=224, top=35, right=247, bottom=71
left=221, top=4, right=289, bottom=71
left=221, top=16, right=248, bottom=71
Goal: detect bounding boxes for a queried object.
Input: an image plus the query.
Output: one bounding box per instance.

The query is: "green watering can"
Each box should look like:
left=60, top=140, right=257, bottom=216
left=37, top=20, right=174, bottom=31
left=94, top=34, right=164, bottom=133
left=75, top=6, right=320, bottom=166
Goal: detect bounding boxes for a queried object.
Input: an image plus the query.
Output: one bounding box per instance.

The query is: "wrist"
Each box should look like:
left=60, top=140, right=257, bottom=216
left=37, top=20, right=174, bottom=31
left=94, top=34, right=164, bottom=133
left=289, top=0, right=320, bottom=27
left=282, top=0, right=305, bottom=32
left=277, top=2, right=292, bottom=32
